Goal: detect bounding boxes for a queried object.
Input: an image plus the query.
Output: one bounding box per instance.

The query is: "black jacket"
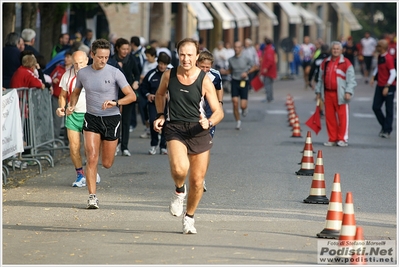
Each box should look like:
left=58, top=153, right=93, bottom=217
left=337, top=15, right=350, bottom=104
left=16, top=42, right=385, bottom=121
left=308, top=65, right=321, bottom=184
left=309, top=52, right=330, bottom=83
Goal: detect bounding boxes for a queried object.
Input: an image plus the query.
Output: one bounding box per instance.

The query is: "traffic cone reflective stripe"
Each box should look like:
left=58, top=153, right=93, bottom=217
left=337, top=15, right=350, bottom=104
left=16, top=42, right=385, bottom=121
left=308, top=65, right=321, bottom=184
left=303, top=150, right=328, bottom=203
left=336, top=192, right=356, bottom=259
left=317, top=173, right=343, bottom=238
left=285, top=94, right=293, bottom=106
left=300, top=131, right=315, bottom=153
left=289, top=111, right=296, bottom=127
left=296, top=130, right=313, bottom=175
left=339, top=192, right=356, bottom=240
left=351, top=227, right=366, bottom=265
left=291, top=115, right=302, bottom=138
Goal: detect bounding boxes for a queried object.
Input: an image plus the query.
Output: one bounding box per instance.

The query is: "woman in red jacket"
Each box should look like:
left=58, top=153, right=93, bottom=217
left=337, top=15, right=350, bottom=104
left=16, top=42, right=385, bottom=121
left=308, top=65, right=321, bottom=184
left=260, top=37, right=277, bottom=103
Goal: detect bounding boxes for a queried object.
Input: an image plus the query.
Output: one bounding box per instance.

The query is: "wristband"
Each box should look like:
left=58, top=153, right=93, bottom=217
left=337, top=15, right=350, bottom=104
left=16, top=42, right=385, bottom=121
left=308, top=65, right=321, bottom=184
left=113, top=100, right=119, bottom=107
left=156, top=113, right=164, bottom=119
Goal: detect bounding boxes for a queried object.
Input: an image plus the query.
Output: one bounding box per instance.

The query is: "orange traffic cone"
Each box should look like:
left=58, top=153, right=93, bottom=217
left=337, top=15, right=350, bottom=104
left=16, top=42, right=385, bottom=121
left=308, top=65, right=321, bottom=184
left=295, top=130, right=313, bottom=175
left=291, top=115, right=302, bottom=138
left=351, top=227, right=367, bottom=265
left=288, top=110, right=296, bottom=127
left=303, top=150, right=329, bottom=203
left=285, top=94, right=293, bottom=106
left=300, top=131, right=315, bottom=153
left=287, top=102, right=295, bottom=112
left=317, top=173, right=343, bottom=238
left=336, top=192, right=357, bottom=260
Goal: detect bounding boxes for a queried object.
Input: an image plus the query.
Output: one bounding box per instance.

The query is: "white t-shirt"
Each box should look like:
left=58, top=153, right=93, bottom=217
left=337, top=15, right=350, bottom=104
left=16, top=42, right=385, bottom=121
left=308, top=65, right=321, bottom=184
left=361, top=37, right=377, bottom=56
left=141, top=61, right=158, bottom=77
left=213, top=47, right=228, bottom=69
left=300, top=43, right=316, bottom=61
left=59, top=67, right=86, bottom=113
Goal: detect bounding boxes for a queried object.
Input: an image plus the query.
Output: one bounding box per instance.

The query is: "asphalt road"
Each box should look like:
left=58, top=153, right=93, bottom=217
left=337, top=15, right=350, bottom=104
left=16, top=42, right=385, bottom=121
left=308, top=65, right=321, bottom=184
left=2, top=73, right=397, bottom=266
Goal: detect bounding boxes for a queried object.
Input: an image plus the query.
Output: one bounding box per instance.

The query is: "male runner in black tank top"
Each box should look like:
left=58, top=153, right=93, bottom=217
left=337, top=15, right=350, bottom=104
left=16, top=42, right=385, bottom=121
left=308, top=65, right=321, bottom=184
left=153, top=38, right=224, bottom=234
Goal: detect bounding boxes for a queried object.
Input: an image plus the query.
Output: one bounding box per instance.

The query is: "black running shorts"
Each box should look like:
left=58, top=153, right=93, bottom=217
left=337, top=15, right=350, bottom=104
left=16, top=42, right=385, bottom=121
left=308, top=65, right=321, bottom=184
left=164, top=121, right=213, bottom=154
left=83, top=113, right=121, bottom=141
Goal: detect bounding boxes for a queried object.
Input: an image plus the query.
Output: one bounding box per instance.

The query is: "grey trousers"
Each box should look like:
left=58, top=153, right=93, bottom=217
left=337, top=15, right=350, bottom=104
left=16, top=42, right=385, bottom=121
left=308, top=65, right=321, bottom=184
left=261, top=76, right=274, bottom=102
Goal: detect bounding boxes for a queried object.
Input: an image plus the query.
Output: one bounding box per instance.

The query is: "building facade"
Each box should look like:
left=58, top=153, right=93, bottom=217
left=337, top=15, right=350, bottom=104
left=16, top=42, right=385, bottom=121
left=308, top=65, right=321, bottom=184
left=85, top=2, right=362, bottom=73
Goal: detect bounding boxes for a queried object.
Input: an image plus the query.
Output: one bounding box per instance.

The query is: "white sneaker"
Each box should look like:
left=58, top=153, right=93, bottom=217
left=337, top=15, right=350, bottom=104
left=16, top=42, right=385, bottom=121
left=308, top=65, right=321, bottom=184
left=182, top=214, right=197, bottom=234
left=96, top=173, right=101, bottom=184
left=323, top=141, right=337, bottom=147
left=236, top=120, right=241, bottom=130
left=160, top=148, right=168, bottom=155
left=72, top=173, right=86, bottom=187
left=170, top=184, right=186, bottom=217
left=115, top=144, right=120, bottom=156
left=140, top=128, right=150, bottom=139
left=148, top=146, right=157, bottom=155
left=129, top=126, right=134, bottom=133
left=336, top=141, right=348, bottom=147
left=87, top=194, right=99, bottom=209
left=122, top=149, right=131, bottom=156
left=242, top=108, right=248, bottom=117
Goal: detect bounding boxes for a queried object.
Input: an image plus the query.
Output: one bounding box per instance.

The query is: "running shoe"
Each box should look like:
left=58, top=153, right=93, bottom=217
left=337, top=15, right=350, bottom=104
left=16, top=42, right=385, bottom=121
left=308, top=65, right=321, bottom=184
left=236, top=120, right=241, bottom=130
left=336, top=141, right=348, bottom=147
left=182, top=214, right=197, bottom=234
left=323, top=141, right=337, bottom=147
left=242, top=108, right=248, bottom=117
left=72, top=173, right=86, bottom=187
left=115, top=144, right=120, bottom=156
left=96, top=173, right=101, bottom=184
left=140, top=128, right=150, bottom=139
left=148, top=146, right=157, bottom=155
left=87, top=194, right=99, bottom=209
left=122, top=149, right=131, bottom=156
left=160, top=148, right=168, bottom=155
left=380, top=132, right=390, bottom=138
left=170, top=184, right=186, bottom=217
left=203, top=180, right=207, bottom=192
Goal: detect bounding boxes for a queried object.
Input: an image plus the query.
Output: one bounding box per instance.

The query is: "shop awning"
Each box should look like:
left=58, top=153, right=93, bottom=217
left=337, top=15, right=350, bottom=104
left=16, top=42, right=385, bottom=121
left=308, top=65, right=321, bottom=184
left=225, top=2, right=251, bottom=28
left=239, top=3, right=259, bottom=27
left=208, top=2, right=236, bottom=29
left=255, top=3, right=278, bottom=26
left=307, top=10, right=325, bottom=29
left=296, top=5, right=315, bottom=26
left=279, top=2, right=302, bottom=24
left=331, top=3, right=363, bottom=31
left=187, top=2, right=214, bottom=30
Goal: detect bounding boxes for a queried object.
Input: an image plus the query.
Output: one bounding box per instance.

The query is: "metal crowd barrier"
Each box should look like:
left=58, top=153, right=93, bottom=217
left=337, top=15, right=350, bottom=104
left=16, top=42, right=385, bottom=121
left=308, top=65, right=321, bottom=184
left=3, top=88, right=69, bottom=184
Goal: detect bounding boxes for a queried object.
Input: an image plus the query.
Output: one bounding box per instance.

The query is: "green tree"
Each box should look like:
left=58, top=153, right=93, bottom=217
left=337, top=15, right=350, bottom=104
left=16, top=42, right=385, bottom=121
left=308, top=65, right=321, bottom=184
left=353, top=3, right=396, bottom=40
left=3, top=3, right=100, bottom=63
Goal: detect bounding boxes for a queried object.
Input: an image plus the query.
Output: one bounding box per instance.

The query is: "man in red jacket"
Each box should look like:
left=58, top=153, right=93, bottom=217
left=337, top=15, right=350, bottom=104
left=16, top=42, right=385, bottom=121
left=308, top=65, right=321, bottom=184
left=260, top=37, right=277, bottom=103
left=315, top=41, right=357, bottom=147
left=370, top=39, right=397, bottom=138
